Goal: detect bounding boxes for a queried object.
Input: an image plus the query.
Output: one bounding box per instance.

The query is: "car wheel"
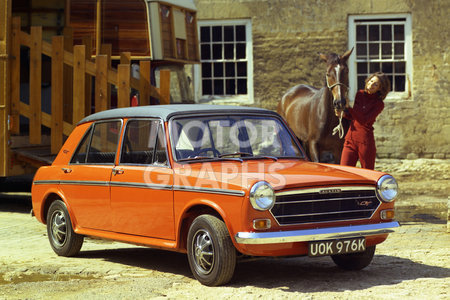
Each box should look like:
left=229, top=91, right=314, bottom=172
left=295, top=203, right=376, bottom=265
left=187, top=215, right=236, bottom=286
left=331, top=245, right=376, bottom=270
left=46, top=200, right=84, bottom=257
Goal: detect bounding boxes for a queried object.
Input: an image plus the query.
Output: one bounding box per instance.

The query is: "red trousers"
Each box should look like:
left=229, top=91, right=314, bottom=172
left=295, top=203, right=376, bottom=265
left=340, top=139, right=376, bottom=170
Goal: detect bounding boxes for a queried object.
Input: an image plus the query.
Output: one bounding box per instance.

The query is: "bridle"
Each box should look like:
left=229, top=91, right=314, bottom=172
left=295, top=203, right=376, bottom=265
left=326, top=73, right=349, bottom=91
left=326, top=72, right=349, bottom=139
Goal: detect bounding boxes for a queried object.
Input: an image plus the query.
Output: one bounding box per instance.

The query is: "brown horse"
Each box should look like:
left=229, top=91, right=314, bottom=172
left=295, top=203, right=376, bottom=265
left=277, top=49, right=353, bottom=163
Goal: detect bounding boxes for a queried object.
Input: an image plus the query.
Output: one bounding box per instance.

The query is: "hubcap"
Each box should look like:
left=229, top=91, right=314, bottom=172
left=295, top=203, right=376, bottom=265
left=192, top=229, right=214, bottom=275
left=50, top=210, right=67, bottom=247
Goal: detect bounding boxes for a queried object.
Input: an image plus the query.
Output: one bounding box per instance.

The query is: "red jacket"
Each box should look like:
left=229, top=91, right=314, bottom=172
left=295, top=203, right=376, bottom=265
left=344, top=90, right=384, bottom=144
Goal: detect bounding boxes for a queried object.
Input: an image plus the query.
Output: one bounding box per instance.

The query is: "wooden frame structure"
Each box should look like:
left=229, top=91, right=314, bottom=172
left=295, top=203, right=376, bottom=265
left=1, top=15, right=171, bottom=176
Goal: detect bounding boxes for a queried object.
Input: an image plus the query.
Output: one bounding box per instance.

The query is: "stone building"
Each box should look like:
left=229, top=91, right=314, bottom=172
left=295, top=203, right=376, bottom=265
left=192, top=0, right=449, bottom=159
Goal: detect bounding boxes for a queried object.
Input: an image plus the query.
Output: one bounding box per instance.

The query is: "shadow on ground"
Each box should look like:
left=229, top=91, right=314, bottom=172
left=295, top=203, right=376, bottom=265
left=75, top=246, right=450, bottom=292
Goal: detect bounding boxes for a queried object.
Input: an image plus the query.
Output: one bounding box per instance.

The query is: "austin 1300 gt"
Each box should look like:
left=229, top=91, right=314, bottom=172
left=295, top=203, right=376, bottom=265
left=32, top=104, right=399, bottom=286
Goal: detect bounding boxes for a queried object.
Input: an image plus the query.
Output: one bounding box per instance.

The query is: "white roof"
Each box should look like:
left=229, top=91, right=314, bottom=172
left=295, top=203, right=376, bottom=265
left=146, top=0, right=196, bottom=11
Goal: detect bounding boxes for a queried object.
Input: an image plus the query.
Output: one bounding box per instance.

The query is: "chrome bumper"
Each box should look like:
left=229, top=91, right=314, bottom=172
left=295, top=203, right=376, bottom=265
left=235, top=221, right=400, bottom=245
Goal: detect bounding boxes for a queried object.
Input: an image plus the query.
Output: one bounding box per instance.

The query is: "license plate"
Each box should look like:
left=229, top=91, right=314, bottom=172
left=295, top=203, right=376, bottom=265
left=308, top=237, right=366, bottom=257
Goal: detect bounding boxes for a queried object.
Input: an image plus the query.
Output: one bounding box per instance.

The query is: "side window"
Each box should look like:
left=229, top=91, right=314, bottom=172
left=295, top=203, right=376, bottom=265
left=86, top=121, right=121, bottom=164
left=120, top=120, right=168, bottom=166
left=70, top=126, right=93, bottom=164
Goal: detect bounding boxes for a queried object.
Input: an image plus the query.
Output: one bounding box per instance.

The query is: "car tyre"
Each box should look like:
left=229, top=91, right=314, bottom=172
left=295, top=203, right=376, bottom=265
left=46, top=200, right=84, bottom=257
left=331, top=245, right=376, bottom=270
left=187, top=215, right=236, bottom=286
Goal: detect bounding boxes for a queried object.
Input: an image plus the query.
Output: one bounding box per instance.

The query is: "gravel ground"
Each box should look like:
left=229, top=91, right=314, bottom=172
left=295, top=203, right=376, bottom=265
left=0, top=159, right=449, bottom=299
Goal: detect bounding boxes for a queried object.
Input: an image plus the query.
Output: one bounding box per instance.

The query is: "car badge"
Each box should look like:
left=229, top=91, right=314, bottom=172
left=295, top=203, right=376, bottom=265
left=319, top=188, right=341, bottom=194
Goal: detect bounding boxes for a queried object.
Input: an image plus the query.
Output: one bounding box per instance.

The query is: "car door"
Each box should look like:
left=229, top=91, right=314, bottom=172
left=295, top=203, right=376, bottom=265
left=60, top=120, right=122, bottom=231
left=110, top=119, right=175, bottom=239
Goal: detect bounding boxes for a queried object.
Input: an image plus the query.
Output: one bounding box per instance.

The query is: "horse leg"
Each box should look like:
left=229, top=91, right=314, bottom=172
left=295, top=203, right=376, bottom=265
left=308, top=141, right=320, bottom=162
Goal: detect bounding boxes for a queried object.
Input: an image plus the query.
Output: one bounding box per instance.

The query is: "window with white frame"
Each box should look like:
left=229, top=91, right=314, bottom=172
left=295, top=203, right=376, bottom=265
left=196, top=20, right=253, bottom=103
left=348, top=15, right=412, bottom=100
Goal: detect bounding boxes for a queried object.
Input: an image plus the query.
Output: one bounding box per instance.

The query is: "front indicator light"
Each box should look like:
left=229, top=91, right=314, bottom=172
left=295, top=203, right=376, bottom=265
left=253, top=219, right=271, bottom=230
left=381, top=209, right=395, bottom=220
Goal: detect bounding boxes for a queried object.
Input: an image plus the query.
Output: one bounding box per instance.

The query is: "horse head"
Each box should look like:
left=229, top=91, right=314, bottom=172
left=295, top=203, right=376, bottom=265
left=319, top=48, right=353, bottom=111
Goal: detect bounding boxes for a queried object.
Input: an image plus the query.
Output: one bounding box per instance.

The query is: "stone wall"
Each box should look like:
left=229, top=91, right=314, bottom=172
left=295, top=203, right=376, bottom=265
left=194, top=0, right=450, bottom=159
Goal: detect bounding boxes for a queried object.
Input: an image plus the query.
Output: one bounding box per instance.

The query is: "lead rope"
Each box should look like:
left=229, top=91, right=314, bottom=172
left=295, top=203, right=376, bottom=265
left=332, top=110, right=345, bottom=139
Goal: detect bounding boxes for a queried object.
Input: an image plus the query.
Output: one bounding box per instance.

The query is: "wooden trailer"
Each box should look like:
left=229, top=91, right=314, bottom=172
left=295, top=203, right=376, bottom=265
left=0, top=0, right=200, bottom=187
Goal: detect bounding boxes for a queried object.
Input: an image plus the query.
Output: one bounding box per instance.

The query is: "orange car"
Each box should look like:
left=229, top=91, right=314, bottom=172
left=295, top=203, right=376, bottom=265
left=32, top=104, right=399, bottom=286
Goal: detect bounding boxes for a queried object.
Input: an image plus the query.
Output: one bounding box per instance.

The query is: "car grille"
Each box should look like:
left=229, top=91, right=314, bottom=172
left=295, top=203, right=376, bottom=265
left=271, top=187, right=381, bottom=225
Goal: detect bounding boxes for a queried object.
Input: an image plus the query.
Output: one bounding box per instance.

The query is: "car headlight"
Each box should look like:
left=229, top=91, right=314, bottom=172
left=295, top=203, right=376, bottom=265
left=377, top=175, right=398, bottom=202
left=249, top=181, right=275, bottom=211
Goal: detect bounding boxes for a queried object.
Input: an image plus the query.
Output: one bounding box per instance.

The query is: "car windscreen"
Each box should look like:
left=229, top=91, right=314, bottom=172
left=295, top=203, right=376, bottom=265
left=170, top=115, right=303, bottom=161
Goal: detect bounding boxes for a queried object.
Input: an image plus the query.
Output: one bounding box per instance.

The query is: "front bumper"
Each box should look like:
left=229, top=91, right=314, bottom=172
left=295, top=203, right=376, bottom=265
left=235, top=221, right=399, bottom=245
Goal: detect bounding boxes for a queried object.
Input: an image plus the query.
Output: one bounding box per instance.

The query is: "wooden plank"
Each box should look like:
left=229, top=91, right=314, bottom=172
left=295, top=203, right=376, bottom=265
left=51, top=36, right=64, bottom=154
left=19, top=102, right=74, bottom=137
left=73, top=45, right=86, bottom=124
left=29, top=26, right=42, bottom=144
left=117, top=64, right=130, bottom=108
left=120, top=52, right=131, bottom=65
left=100, top=44, right=111, bottom=110
left=0, top=0, right=11, bottom=176
left=139, top=60, right=151, bottom=106
left=159, top=69, right=171, bottom=105
left=63, top=27, right=73, bottom=124
left=10, top=17, right=20, bottom=134
left=95, top=54, right=108, bottom=112
left=81, top=36, right=93, bottom=116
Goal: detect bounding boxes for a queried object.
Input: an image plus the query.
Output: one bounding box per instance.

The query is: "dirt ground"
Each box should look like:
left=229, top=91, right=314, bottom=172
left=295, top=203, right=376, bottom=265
left=1, top=159, right=449, bottom=299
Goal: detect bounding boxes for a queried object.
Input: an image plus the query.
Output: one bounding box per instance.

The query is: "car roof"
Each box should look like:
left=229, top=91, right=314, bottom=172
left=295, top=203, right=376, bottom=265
left=78, top=104, right=280, bottom=124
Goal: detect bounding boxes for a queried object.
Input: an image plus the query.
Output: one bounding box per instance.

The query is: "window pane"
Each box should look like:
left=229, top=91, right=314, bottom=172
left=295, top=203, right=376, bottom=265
left=356, top=43, right=367, bottom=58
left=381, top=43, right=392, bottom=59
left=212, top=44, right=222, bottom=59
left=71, top=127, right=92, bottom=164
left=202, top=63, right=212, bottom=78
left=212, top=26, right=222, bottom=42
left=237, top=62, right=247, bottom=76
left=224, top=43, right=234, bottom=59
left=236, top=25, right=245, bottom=41
left=369, top=25, right=379, bottom=41
left=201, top=44, right=210, bottom=60
left=394, top=43, right=404, bottom=59
left=382, top=62, right=393, bottom=74
left=202, top=79, right=212, bottom=94
left=214, top=62, right=223, bottom=77
left=381, top=25, right=392, bottom=41
left=225, top=62, right=235, bottom=77
left=237, top=79, right=247, bottom=94
left=395, top=61, right=406, bottom=73
left=236, top=43, right=246, bottom=59
left=224, top=26, right=234, bottom=41
left=394, top=25, right=404, bottom=40
left=356, top=25, right=367, bottom=41
left=370, top=62, right=380, bottom=73
left=214, top=79, right=224, bottom=95
left=200, top=26, right=210, bottom=42
left=357, top=62, right=367, bottom=74
left=357, top=76, right=366, bottom=90
left=369, top=43, right=379, bottom=59
left=226, top=79, right=235, bottom=94
left=87, top=121, right=121, bottom=164
left=395, top=75, right=405, bottom=91
left=121, top=120, right=158, bottom=165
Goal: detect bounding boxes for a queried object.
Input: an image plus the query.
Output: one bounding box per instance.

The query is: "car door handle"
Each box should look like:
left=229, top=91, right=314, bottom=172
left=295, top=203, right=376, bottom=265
left=61, top=168, right=72, bottom=173
left=112, top=168, right=124, bottom=175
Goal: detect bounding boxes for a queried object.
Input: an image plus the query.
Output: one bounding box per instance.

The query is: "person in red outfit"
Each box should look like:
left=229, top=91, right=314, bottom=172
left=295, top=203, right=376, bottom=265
left=339, top=72, right=391, bottom=169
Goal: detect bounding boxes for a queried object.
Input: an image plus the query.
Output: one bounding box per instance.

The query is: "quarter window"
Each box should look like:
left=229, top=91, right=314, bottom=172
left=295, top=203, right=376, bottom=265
left=196, top=20, right=253, bottom=103
left=71, top=121, right=122, bottom=164
left=348, top=15, right=412, bottom=99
